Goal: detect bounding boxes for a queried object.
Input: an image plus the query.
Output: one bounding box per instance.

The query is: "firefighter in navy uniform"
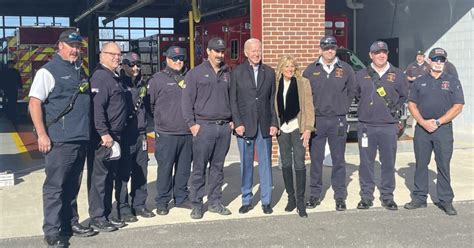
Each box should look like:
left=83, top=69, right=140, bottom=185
left=114, top=52, right=155, bottom=223
left=303, top=35, right=357, bottom=211
left=29, top=29, right=97, bottom=248
left=148, top=46, right=193, bottom=215
left=88, top=42, right=128, bottom=232
left=355, top=41, right=408, bottom=211
left=404, top=48, right=464, bottom=216
left=405, top=50, right=430, bottom=85
left=181, top=37, right=233, bottom=219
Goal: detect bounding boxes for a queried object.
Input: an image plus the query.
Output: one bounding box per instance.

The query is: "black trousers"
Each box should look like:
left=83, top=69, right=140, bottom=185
left=154, top=133, right=192, bottom=208
left=413, top=123, right=454, bottom=203
left=358, top=123, right=398, bottom=201
left=115, top=133, right=149, bottom=214
left=43, top=141, right=87, bottom=236
left=309, top=116, right=348, bottom=200
left=189, top=122, right=231, bottom=207
left=278, top=129, right=306, bottom=171
left=87, top=134, right=119, bottom=221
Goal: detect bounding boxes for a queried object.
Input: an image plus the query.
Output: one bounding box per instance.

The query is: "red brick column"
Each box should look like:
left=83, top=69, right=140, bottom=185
left=255, top=0, right=326, bottom=165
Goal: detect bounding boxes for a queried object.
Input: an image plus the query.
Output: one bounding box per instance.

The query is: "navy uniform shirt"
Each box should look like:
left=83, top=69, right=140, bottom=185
left=405, top=61, right=430, bottom=82
left=91, top=63, right=128, bottom=136
left=120, top=71, right=147, bottom=135
left=303, top=58, right=357, bottom=117
left=148, top=66, right=191, bottom=135
left=356, top=64, right=408, bottom=125
left=409, top=72, right=464, bottom=120
left=181, top=60, right=232, bottom=127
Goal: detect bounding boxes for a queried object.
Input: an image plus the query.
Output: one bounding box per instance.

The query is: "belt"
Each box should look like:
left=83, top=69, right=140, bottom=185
left=208, top=120, right=230, bottom=125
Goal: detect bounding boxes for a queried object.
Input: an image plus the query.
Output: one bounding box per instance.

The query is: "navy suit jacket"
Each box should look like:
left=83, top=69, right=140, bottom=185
left=230, top=60, right=277, bottom=138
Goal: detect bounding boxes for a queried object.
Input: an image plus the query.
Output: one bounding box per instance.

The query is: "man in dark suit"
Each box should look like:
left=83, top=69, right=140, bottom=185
left=230, top=38, right=278, bottom=214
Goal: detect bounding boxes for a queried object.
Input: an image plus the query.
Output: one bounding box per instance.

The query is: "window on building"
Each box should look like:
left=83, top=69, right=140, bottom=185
left=230, top=39, right=238, bottom=60
left=97, top=17, right=175, bottom=53
left=21, top=16, right=36, bottom=26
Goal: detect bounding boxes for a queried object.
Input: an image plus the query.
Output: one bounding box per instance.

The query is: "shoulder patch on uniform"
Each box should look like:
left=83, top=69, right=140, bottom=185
left=387, top=73, right=396, bottom=82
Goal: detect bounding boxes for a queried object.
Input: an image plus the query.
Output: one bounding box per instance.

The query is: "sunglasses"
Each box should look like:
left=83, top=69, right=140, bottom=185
left=171, top=55, right=185, bottom=62
left=431, top=56, right=446, bottom=63
left=321, top=41, right=337, bottom=47
left=128, top=62, right=141, bottom=67
left=68, top=32, right=83, bottom=42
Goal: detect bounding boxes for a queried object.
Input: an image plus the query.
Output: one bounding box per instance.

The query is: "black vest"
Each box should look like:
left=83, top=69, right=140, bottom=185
left=42, top=53, right=90, bottom=142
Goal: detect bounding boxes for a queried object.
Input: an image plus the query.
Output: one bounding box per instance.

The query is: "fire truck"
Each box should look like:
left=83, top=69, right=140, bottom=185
left=130, top=34, right=189, bottom=80
left=6, top=26, right=89, bottom=102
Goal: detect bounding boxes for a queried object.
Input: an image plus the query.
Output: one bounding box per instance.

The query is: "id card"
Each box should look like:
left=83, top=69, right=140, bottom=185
left=361, top=134, right=368, bottom=148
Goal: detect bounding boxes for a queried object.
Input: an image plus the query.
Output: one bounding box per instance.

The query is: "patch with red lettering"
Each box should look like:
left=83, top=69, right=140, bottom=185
left=387, top=73, right=396, bottom=82
left=174, top=47, right=180, bottom=54
left=441, top=81, right=450, bottom=90
left=335, top=68, right=344, bottom=78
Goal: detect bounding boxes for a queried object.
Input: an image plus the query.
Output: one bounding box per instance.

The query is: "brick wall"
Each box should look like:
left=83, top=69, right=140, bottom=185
left=260, top=0, right=326, bottom=165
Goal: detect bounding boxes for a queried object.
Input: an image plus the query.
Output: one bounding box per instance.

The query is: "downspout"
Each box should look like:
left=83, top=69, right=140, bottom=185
left=346, top=0, right=364, bottom=53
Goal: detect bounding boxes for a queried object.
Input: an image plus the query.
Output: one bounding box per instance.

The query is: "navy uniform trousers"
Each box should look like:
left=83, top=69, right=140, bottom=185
left=154, top=133, right=193, bottom=209
left=189, top=122, right=231, bottom=207
left=87, top=133, right=120, bottom=222
left=43, top=141, right=87, bottom=236
left=413, top=123, right=454, bottom=203
left=309, top=116, right=348, bottom=200
left=115, top=133, right=149, bottom=215
left=358, top=123, right=398, bottom=201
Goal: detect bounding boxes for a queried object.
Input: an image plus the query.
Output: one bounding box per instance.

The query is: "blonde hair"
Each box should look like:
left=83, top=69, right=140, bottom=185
left=275, top=54, right=302, bottom=82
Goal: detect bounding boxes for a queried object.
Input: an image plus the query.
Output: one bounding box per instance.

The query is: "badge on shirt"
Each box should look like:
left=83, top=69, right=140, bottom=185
left=313, top=72, right=320, bottom=76
left=178, top=80, right=186, bottom=89
left=335, top=68, right=344, bottom=78
left=387, top=73, right=396, bottom=82
left=222, top=74, right=229, bottom=82
left=441, top=81, right=450, bottom=90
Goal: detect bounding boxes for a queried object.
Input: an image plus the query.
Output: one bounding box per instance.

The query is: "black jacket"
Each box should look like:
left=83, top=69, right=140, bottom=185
left=230, top=60, right=277, bottom=138
left=90, top=63, right=128, bottom=137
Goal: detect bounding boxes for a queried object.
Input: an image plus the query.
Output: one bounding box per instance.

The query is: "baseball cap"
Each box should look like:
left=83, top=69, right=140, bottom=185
left=122, top=52, right=141, bottom=65
left=166, top=46, right=186, bottom=58
left=320, top=35, right=338, bottom=49
left=370, top=41, right=388, bottom=53
left=207, top=37, right=226, bottom=51
left=429, top=47, right=447, bottom=59
left=416, top=50, right=424, bottom=55
left=59, top=29, right=83, bottom=45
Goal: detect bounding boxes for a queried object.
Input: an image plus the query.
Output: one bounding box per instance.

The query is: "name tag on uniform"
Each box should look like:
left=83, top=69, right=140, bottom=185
left=313, top=72, right=320, bottom=76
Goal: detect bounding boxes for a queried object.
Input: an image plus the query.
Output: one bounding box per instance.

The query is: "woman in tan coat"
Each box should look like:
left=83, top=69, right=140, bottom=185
left=274, top=55, right=315, bottom=218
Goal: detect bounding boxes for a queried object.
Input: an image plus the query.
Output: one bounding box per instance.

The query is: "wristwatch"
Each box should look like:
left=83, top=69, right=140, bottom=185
left=435, top=119, right=441, bottom=127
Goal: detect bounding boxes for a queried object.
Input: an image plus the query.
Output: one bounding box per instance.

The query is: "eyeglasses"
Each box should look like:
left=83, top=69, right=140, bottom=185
left=68, top=32, right=83, bottom=42
left=171, top=55, right=185, bottom=62
left=102, top=51, right=122, bottom=58
left=431, top=56, right=446, bottom=63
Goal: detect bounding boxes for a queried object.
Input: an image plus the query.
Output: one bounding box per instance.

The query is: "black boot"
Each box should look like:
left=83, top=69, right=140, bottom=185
left=295, top=169, right=308, bottom=218
left=282, top=167, right=296, bottom=212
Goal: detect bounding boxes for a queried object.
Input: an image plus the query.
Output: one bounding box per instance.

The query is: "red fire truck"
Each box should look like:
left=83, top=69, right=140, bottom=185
left=6, top=26, right=89, bottom=102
